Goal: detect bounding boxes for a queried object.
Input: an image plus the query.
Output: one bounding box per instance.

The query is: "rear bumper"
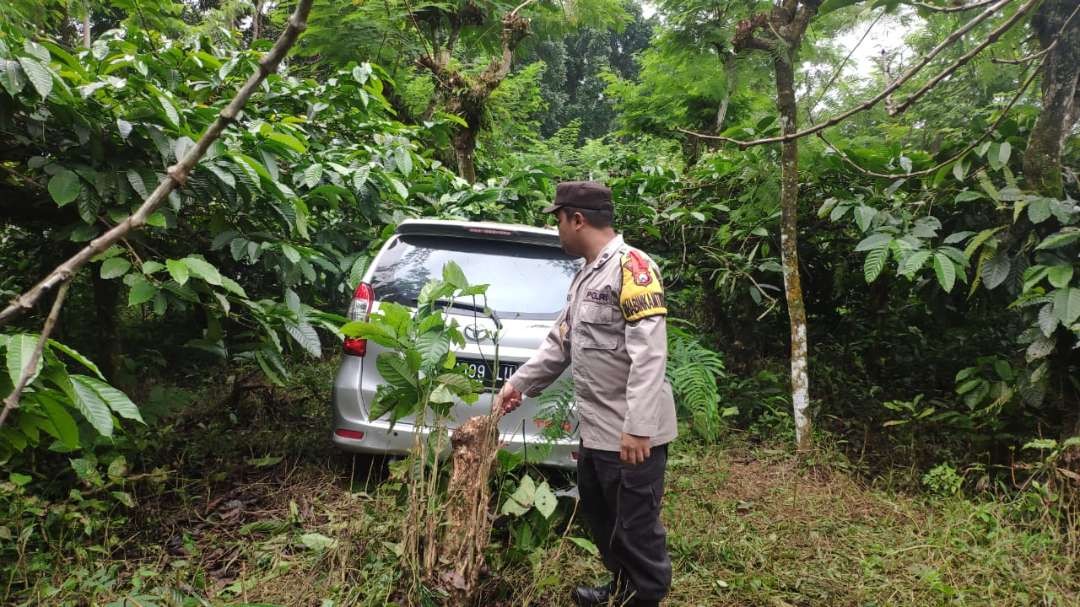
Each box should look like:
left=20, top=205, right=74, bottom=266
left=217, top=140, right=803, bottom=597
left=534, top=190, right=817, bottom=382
left=331, top=413, right=580, bottom=470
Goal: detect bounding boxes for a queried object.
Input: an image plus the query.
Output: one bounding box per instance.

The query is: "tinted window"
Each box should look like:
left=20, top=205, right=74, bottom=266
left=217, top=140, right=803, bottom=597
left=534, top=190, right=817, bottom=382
left=371, top=235, right=580, bottom=320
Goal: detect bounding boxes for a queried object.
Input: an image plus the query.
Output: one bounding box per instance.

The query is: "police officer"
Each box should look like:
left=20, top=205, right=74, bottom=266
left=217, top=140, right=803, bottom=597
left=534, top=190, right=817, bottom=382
left=495, top=181, right=677, bottom=607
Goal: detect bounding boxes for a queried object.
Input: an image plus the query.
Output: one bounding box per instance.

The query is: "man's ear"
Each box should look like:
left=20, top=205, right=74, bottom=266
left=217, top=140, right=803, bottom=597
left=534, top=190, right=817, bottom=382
left=572, top=211, right=586, bottom=229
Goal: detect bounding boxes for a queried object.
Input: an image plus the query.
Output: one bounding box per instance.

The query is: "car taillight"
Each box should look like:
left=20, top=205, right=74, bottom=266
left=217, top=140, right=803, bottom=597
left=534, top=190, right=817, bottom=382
left=343, top=282, right=373, bottom=356
left=335, top=428, right=364, bottom=440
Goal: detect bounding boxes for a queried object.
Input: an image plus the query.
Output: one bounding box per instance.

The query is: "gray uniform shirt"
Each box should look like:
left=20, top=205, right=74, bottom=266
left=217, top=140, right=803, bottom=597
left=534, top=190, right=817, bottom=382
left=508, top=234, right=678, bottom=451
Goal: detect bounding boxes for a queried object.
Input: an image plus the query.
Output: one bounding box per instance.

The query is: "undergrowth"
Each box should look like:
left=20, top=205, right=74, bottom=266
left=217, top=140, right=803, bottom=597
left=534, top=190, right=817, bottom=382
left=4, top=359, right=1079, bottom=606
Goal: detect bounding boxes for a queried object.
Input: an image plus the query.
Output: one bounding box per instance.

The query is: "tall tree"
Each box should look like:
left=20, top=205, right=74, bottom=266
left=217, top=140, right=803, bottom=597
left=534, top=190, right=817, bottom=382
left=731, top=2, right=820, bottom=452
left=1022, top=0, right=1080, bottom=198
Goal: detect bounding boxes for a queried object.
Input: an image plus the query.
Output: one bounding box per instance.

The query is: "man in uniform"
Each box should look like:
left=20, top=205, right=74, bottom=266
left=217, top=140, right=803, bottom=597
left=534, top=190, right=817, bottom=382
left=495, top=180, right=678, bottom=607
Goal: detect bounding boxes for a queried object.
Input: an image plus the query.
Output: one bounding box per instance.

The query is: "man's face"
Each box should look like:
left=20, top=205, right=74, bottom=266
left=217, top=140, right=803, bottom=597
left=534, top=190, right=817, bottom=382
left=554, top=208, right=583, bottom=257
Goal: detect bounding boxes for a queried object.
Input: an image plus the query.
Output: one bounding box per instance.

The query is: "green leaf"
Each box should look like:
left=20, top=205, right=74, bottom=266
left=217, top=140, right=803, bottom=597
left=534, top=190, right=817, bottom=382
left=100, top=257, right=131, bottom=279
left=40, top=396, right=79, bottom=449
left=300, top=532, right=337, bottom=552
left=303, top=164, right=323, bottom=188
left=442, top=260, right=469, bottom=289
left=127, top=169, right=149, bottom=199
left=348, top=256, right=369, bottom=289
left=933, top=252, right=956, bottom=293
left=395, top=147, right=412, bottom=176
left=72, top=375, right=142, bottom=422
left=963, top=227, right=1004, bottom=260
left=502, top=474, right=537, bottom=516
left=998, top=141, right=1011, bottom=165
left=166, top=259, right=189, bottom=285
left=281, top=243, right=301, bottom=263
left=111, top=491, right=135, bottom=507
left=899, top=250, right=931, bottom=277
left=1053, top=288, right=1080, bottom=325
left=69, top=375, right=113, bottom=436
left=127, top=276, right=157, bottom=306
left=854, top=206, right=877, bottom=232
left=534, top=481, right=557, bottom=519
left=981, top=250, right=1010, bottom=290
left=48, top=170, right=81, bottom=205
left=266, top=130, right=307, bottom=153
left=863, top=247, right=888, bottom=284
left=182, top=257, right=222, bottom=285
left=219, top=276, right=247, bottom=297
left=854, top=233, right=892, bottom=252
left=340, top=321, right=398, bottom=347
left=1038, top=304, right=1058, bottom=337
left=389, top=177, right=408, bottom=199
left=952, top=160, right=966, bottom=181
left=108, top=455, right=128, bottom=480
left=0, top=59, right=26, bottom=96
left=17, top=57, right=52, bottom=99
left=1036, top=229, right=1080, bottom=251
left=6, top=334, right=41, bottom=387
left=954, top=190, right=983, bottom=203
left=285, top=322, right=321, bottom=358
left=1027, top=198, right=1051, bottom=224
left=376, top=353, right=417, bottom=390
left=158, top=95, right=180, bottom=127
left=567, top=536, right=599, bottom=556
left=1048, top=266, right=1074, bottom=289
left=429, top=384, right=456, bottom=404
left=47, top=339, right=104, bottom=379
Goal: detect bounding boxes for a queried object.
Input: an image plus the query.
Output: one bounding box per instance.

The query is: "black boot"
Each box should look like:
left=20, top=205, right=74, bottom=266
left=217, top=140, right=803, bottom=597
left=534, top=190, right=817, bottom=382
left=571, top=581, right=614, bottom=606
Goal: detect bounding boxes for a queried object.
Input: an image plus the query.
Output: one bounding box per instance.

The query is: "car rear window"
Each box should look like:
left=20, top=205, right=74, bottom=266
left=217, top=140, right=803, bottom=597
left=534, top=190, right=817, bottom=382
left=370, top=234, right=579, bottom=320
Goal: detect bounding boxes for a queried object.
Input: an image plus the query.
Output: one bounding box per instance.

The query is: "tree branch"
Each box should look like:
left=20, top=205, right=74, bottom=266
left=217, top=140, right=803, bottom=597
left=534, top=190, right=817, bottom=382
left=910, top=0, right=1000, bottom=12
left=808, top=9, right=884, bottom=121
left=678, top=0, right=1016, bottom=148
left=0, top=281, right=71, bottom=429
left=889, top=0, right=1040, bottom=115
left=792, top=0, right=824, bottom=38
left=991, top=46, right=1053, bottom=64
left=0, top=0, right=315, bottom=327
left=818, top=48, right=1045, bottom=179
left=477, top=11, right=530, bottom=92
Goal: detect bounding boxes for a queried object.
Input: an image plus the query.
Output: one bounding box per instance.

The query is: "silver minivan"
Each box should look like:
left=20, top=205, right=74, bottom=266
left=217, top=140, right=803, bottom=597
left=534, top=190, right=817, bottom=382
left=331, top=219, right=581, bottom=468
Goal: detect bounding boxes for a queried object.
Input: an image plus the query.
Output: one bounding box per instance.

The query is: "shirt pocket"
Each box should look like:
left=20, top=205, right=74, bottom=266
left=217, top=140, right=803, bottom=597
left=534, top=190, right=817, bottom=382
left=577, top=303, right=621, bottom=350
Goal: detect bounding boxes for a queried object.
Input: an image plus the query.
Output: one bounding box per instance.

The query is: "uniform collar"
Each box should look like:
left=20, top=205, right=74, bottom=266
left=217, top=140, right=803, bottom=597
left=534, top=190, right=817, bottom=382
left=588, top=234, right=624, bottom=273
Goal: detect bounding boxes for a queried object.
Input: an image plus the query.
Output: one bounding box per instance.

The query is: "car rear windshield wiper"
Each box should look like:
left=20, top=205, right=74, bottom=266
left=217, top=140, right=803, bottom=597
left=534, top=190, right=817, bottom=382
left=413, top=298, right=503, bottom=330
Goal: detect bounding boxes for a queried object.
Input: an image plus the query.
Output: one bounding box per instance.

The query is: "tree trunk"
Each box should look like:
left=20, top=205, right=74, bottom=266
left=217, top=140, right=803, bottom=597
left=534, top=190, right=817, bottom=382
left=252, top=0, right=264, bottom=43
left=1022, top=0, right=1080, bottom=198
left=82, top=1, right=91, bottom=48
left=774, top=51, right=813, bottom=452
left=453, top=127, right=478, bottom=184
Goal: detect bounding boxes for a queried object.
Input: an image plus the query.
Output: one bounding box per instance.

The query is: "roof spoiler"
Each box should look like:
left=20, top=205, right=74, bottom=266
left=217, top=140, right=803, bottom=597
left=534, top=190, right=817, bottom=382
left=395, top=220, right=561, bottom=248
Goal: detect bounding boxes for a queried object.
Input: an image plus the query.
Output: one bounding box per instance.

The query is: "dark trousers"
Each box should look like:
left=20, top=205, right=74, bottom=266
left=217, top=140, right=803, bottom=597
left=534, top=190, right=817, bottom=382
left=577, top=443, right=672, bottom=602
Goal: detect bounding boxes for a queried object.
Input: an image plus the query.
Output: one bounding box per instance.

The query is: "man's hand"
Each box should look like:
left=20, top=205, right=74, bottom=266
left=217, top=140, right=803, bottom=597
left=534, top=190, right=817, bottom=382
left=493, top=381, right=523, bottom=415
left=620, top=433, right=651, bottom=465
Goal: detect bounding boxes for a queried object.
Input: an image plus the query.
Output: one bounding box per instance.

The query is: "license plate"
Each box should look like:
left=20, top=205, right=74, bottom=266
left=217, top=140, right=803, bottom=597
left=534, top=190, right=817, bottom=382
left=458, top=357, right=519, bottom=389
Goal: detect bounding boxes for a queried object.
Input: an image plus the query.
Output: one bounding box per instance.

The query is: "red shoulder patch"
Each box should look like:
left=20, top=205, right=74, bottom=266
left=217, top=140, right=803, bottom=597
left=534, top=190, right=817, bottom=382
left=624, top=250, right=652, bottom=286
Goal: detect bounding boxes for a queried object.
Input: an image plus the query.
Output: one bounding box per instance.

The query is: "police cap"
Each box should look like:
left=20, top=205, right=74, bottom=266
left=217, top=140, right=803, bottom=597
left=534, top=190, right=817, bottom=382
left=542, top=181, right=613, bottom=214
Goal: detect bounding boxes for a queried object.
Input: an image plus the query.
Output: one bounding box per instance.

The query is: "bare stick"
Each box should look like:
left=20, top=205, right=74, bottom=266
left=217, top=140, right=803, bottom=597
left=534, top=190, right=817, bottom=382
left=911, top=0, right=1000, bottom=12
left=0, top=281, right=71, bottom=428
left=678, top=0, right=1017, bottom=148
left=817, top=3, right=1078, bottom=179
left=889, top=0, right=1040, bottom=115
left=817, top=49, right=1044, bottom=179
left=0, top=0, right=315, bottom=327
left=991, top=46, right=1053, bottom=64
left=808, top=9, right=884, bottom=121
